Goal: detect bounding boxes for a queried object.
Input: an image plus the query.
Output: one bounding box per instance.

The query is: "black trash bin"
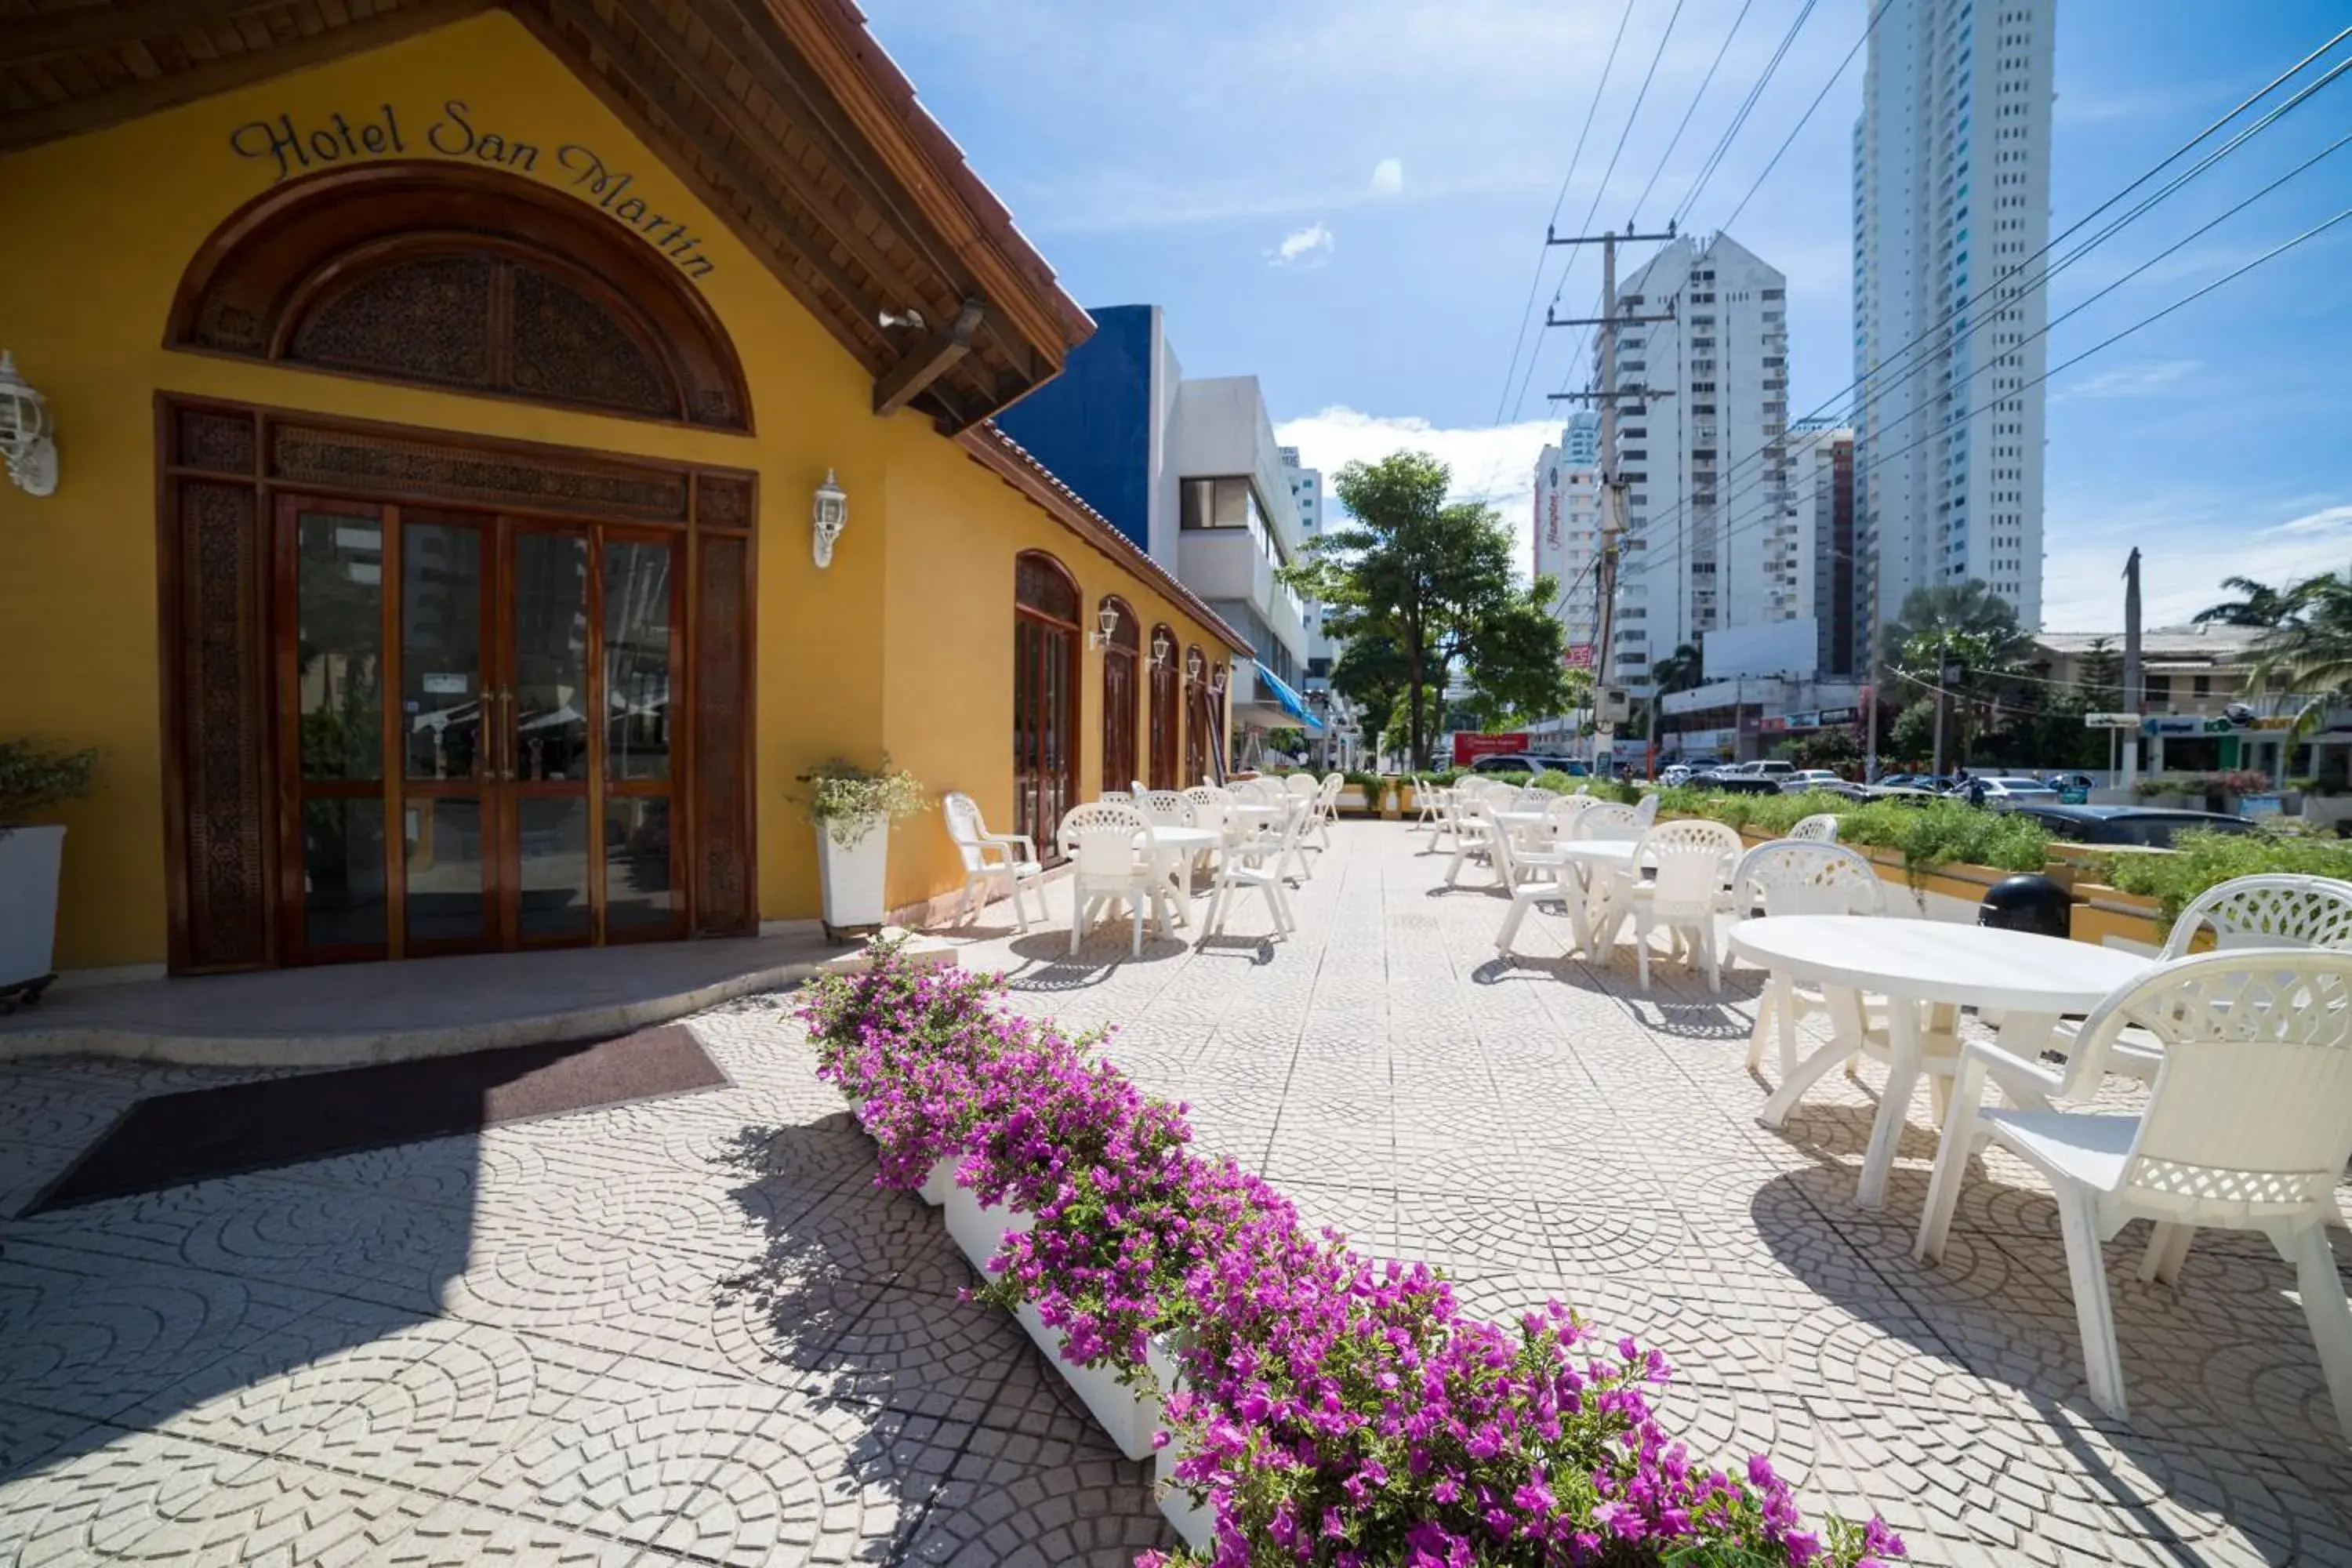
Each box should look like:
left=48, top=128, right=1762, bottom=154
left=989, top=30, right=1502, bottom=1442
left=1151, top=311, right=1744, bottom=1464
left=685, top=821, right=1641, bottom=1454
left=1979, top=873, right=2071, bottom=940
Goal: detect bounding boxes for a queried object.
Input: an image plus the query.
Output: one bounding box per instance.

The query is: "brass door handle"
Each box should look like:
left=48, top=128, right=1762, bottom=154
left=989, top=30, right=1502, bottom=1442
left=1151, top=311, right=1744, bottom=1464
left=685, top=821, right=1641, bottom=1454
left=496, top=688, right=515, bottom=781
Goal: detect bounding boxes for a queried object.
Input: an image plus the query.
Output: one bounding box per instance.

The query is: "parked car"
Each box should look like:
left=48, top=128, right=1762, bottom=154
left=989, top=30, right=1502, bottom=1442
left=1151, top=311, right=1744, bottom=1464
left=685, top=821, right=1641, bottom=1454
left=1969, top=776, right=2062, bottom=808
left=1693, top=768, right=1783, bottom=796
left=1778, top=769, right=1846, bottom=793
left=1660, top=763, right=1697, bottom=787
left=1469, top=753, right=1588, bottom=779
left=2005, top=804, right=2256, bottom=849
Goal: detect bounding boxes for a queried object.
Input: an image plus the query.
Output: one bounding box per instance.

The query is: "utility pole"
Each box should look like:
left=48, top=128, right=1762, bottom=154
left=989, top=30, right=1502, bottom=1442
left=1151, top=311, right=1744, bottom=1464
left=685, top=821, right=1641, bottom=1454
left=2121, top=547, right=2143, bottom=794
left=1544, top=222, right=1675, bottom=770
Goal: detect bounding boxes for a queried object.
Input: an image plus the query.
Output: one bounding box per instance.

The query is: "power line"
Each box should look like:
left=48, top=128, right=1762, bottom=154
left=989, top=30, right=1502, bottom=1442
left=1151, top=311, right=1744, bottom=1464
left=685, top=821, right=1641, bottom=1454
left=1671, top=0, right=1820, bottom=228
left=1634, top=119, right=2352, bottom=584
left=1620, top=36, right=2352, bottom=586
left=1631, top=0, right=1759, bottom=220
left=1718, top=0, right=1889, bottom=234
left=1508, top=0, right=1693, bottom=426
left=1488, top=0, right=1640, bottom=428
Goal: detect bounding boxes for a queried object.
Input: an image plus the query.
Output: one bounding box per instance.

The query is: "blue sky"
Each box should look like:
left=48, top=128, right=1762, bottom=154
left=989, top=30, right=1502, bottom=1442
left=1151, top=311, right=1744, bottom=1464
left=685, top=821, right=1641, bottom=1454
left=862, top=0, right=2352, bottom=630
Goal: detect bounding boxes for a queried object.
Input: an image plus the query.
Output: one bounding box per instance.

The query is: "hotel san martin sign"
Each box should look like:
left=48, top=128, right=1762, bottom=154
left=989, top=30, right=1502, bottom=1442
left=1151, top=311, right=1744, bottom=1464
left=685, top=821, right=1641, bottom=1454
left=230, top=101, right=718, bottom=281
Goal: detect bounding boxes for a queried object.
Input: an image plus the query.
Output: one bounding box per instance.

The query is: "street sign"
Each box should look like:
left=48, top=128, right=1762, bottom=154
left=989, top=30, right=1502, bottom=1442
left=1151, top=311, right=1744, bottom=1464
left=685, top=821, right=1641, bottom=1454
left=2083, top=713, right=2140, bottom=729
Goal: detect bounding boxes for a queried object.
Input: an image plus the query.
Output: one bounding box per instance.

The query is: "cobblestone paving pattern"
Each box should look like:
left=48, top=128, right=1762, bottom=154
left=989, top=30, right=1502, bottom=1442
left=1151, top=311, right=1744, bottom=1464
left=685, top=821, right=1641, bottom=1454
left=1, top=820, right=2347, bottom=1565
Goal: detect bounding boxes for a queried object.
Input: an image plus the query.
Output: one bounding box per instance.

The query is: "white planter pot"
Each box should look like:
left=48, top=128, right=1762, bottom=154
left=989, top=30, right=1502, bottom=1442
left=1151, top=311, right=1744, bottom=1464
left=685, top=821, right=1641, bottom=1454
left=919, top=1153, right=956, bottom=1207
left=1148, top=1335, right=1210, bottom=1547
left=815, top=819, right=890, bottom=937
left=945, top=1184, right=1035, bottom=1275
left=0, top=825, right=66, bottom=990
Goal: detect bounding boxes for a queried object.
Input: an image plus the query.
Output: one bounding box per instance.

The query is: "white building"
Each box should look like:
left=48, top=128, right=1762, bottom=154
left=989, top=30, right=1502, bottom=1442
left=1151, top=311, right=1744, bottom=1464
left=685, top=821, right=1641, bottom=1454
left=1853, top=0, right=2053, bottom=634
left=1531, top=411, right=1603, bottom=668
left=1601, top=231, right=1797, bottom=692
left=1788, top=420, right=1857, bottom=677
left=1279, top=445, right=1337, bottom=688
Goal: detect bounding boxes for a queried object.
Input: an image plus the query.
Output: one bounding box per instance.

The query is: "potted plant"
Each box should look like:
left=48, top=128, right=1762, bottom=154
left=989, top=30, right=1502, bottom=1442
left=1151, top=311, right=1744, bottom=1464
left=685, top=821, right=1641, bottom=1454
left=795, top=756, right=924, bottom=942
left=1, top=739, right=96, bottom=1004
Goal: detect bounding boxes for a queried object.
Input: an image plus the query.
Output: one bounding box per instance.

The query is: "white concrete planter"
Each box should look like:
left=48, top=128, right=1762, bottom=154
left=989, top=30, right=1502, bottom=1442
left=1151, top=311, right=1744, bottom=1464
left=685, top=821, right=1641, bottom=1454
left=1147, top=1334, right=1210, bottom=1548
left=815, top=819, right=889, bottom=938
left=0, top=825, right=66, bottom=990
left=919, top=1153, right=956, bottom=1207
left=945, top=1184, right=1034, bottom=1275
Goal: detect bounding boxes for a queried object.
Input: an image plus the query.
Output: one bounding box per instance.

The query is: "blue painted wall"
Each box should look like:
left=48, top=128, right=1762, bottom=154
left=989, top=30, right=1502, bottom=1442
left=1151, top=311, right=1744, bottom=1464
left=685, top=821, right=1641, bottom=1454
left=995, top=304, right=1155, bottom=552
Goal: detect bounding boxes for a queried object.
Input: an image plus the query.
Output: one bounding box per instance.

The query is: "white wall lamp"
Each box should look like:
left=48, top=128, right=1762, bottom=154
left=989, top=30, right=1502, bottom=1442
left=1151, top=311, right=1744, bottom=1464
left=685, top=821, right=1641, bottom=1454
left=1087, top=601, right=1122, bottom=650
left=1152, top=627, right=1174, bottom=670
left=811, top=468, right=847, bottom=568
left=1209, top=662, right=1229, bottom=699
left=0, top=351, right=57, bottom=497
left=1185, top=646, right=1203, bottom=684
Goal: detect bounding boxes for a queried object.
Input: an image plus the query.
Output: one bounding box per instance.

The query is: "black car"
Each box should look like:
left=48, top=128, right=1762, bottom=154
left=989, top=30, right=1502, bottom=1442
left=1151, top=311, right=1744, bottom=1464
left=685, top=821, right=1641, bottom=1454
left=1690, top=770, right=1783, bottom=796
left=2005, top=804, right=2256, bottom=849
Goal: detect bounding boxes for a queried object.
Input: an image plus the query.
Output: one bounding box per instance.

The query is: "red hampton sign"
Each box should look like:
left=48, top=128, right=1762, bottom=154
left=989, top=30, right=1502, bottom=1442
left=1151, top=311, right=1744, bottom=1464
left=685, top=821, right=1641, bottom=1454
left=1452, top=731, right=1530, bottom=766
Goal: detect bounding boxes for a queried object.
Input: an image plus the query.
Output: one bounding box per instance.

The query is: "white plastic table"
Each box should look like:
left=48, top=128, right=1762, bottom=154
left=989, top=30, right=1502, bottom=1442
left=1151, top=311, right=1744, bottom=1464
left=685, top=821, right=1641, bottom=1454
left=1728, top=916, right=2153, bottom=1209
left=1140, top=825, right=1220, bottom=931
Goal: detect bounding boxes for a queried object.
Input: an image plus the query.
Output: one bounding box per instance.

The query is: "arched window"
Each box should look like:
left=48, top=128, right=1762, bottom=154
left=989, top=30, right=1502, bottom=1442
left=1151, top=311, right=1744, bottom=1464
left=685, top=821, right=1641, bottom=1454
left=1014, top=553, right=1080, bottom=854
left=169, top=163, right=750, bottom=430
left=1183, top=644, right=1208, bottom=788
left=1147, top=623, right=1179, bottom=789
left=1098, top=596, right=1139, bottom=794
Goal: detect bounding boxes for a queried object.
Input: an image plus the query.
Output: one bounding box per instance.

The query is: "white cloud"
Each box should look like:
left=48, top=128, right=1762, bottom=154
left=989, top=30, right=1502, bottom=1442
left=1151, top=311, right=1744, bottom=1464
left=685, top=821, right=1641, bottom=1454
left=1272, top=405, right=1565, bottom=571
left=1269, top=222, right=1335, bottom=268
left=1370, top=157, right=1406, bottom=197
left=2041, top=494, right=2352, bottom=630
left=2053, top=358, right=2200, bottom=401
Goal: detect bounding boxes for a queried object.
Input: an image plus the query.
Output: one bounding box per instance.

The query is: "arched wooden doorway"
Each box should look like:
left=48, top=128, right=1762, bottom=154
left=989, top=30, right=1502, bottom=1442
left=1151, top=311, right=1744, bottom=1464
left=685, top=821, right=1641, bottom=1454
left=1014, top=552, right=1080, bottom=855
left=154, top=163, right=756, bottom=973
left=1099, top=597, right=1139, bottom=793
left=1147, top=623, right=1178, bottom=789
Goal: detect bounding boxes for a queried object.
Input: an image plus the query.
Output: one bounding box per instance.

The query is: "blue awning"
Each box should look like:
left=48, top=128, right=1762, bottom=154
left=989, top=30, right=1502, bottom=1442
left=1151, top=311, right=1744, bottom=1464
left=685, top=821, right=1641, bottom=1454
left=1256, top=662, right=1325, bottom=731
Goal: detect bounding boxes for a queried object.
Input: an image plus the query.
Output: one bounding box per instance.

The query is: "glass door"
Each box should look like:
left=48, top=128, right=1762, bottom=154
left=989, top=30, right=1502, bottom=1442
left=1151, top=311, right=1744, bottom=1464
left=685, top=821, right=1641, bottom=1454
left=279, top=499, right=689, bottom=961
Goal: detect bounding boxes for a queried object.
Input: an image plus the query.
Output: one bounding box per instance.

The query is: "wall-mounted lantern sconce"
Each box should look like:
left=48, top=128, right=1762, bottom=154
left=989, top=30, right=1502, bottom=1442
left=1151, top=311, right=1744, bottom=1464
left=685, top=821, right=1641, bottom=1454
left=0, top=352, right=57, bottom=497
left=1185, top=646, right=1204, bottom=684
left=811, top=469, right=847, bottom=568
left=1087, top=601, right=1121, bottom=650
left=1152, top=627, right=1174, bottom=670
left=1208, top=662, right=1229, bottom=699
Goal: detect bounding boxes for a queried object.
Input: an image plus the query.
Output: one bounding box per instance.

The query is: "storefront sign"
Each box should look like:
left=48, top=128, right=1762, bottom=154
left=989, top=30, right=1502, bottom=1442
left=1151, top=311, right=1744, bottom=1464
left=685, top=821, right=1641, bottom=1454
left=1452, top=731, right=1529, bottom=766
left=2084, top=713, right=2140, bottom=729
left=1563, top=642, right=1595, bottom=670
left=1818, top=706, right=1859, bottom=726
left=2140, top=713, right=2221, bottom=736
left=229, top=100, right=719, bottom=281
left=1785, top=710, right=1821, bottom=731
left=1758, top=716, right=1788, bottom=735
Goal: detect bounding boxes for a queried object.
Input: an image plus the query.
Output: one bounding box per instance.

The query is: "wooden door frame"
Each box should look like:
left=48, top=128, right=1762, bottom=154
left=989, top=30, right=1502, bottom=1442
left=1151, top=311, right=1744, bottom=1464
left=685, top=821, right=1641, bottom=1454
left=158, top=394, right=754, bottom=972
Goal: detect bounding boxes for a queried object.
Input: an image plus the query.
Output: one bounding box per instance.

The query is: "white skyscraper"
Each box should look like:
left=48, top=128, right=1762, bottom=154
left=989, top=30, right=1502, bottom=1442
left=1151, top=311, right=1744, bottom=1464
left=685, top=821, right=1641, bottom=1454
left=1279, top=445, right=1336, bottom=684
left=1853, top=0, right=2053, bottom=641
left=1599, top=231, right=1795, bottom=693
left=1532, top=412, right=1603, bottom=670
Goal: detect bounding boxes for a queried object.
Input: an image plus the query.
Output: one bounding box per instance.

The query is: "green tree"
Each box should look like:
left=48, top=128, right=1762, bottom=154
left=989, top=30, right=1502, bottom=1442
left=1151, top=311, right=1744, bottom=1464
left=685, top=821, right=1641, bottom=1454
left=2076, top=636, right=2122, bottom=710
left=2247, top=570, right=2352, bottom=737
left=1881, top=580, right=2031, bottom=764
left=1889, top=699, right=1939, bottom=766
left=1649, top=642, right=1706, bottom=695
left=2194, top=575, right=2292, bottom=628
left=1287, top=452, right=1572, bottom=768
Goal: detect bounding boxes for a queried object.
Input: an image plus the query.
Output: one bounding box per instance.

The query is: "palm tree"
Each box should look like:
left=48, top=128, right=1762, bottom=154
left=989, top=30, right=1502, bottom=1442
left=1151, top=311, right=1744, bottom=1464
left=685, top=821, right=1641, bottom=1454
left=2248, top=570, right=2352, bottom=737
left=1650, top=642, right=1705, bottom=695
left=1876, top=579, right=2030, bottom=670
left=2194, top=575, right=2292, bottom=628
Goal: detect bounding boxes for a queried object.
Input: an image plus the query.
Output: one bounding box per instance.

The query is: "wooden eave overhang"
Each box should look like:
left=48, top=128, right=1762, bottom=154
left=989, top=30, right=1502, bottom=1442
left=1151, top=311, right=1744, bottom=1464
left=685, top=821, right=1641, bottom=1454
left=962, top=423, right=1255, bottom=659
left=0, top=0, right=1094, bottom=430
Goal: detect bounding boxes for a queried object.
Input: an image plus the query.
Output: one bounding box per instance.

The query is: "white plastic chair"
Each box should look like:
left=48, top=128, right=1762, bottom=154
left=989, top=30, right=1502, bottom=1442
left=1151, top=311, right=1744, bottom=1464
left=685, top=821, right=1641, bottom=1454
left=1631, top=793, right=1661, bottom=826
left=2158, top=873, right=2352, bottom=959
left=1310, top=772, right=1345, bottom=849
left=1443, top=797, right=1501, bottom=887
left=1098, top=789, right=1132, bottom=805
left=1788, top=812, right=1842, bottom=844
left=1283, top=774, right=1320, bottom=803
left=1058, top=801, right=1160, bottom=957
left=1610, top=818, right=1744, bottom=992
left=1915, top=949, right=2352, bottom=1437
left=941, top=791, right=1044, bottom=931
left=1411, top=775, right=1445, bottom=831
left=1494, top=816, right=1595, bottom=959
left=1734, top=840, right=1889, bottom=1076
left=1571, top=803, right=1644, bottom=843
left=1204, top=793, right=1301, bottom=938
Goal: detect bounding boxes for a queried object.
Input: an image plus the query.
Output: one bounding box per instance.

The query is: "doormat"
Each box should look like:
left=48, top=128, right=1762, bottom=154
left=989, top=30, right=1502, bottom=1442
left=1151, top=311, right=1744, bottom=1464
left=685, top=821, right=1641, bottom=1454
left=31, top=1024, right=728, bottom=1213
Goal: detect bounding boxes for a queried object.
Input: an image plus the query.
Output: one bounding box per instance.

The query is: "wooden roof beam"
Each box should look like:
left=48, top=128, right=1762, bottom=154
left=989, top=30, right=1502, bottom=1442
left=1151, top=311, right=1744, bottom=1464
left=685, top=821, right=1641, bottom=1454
left=544, top=0, right=890, bottom=360
left=873, top=298, right=983, bottom=417
left=0, top=0, right=273, bottom=69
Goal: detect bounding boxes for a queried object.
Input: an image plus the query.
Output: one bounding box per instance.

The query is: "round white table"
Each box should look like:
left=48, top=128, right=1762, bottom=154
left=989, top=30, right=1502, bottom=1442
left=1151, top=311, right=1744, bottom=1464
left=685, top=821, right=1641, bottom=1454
left=1728, top=916, right=2153, bottom=1209
left=1139, top=825, right=1221, bottom=931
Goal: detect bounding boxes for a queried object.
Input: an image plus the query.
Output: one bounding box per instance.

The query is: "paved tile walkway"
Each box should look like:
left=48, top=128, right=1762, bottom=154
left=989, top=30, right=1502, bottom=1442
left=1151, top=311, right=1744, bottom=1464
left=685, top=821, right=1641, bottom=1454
left=3, top=820, right=2350, bottom=1565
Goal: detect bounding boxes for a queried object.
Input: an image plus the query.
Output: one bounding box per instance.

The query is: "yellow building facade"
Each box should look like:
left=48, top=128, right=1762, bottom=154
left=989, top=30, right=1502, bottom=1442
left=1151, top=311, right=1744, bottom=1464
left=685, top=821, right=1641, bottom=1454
left=0, top=4, right=1243, bottom=976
